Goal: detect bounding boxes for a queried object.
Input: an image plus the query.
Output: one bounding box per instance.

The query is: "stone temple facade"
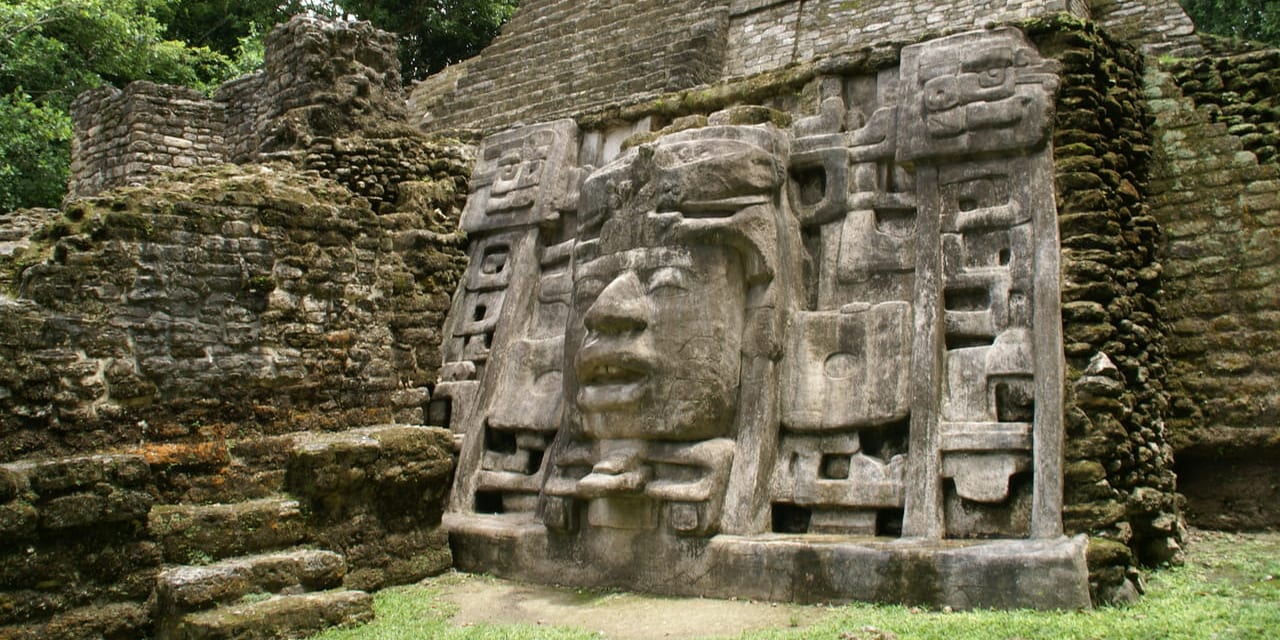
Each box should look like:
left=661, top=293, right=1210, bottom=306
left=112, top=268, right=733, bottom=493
left=424, top=0, right=1273, bottom=610
left=440, top=24, right=1086, bottom=609
left=6, top=0, right=1280, bottom=634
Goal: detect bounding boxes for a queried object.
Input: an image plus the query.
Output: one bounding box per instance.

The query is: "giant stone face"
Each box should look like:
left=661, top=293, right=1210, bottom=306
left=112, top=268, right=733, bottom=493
left=440, top=27, right=1090, bottom=610
left=572, top=245, right=745, bottom=441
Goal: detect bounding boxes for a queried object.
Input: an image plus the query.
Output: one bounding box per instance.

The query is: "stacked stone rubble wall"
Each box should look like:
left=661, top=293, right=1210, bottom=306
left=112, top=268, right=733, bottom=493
left=1147, top=43, right=1280, bottom=530
left=69, top=82, right=227, bottom=199
left=1, top=151, right=469, bottom=461
left=1009, top=20, right=1182, bottom=603
left=0, top=454, right=158, bottom=638
left=69, top=15, right=405, bottom=197
left=6, top=15, right=467, bottom=638
left=0, top=429, right=455, bottom=638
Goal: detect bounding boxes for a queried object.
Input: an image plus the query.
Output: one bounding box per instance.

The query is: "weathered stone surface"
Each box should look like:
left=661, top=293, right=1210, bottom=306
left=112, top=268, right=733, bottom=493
left=0, top=601, right=150, bottom=640
left=69, top=15, right=407, bottom=198
left=156, top=549, right=346, bottom=614
left=2, top=16, right=465, bottom=640
left=285, top=425, right=455, bottom=590
left=410, top=0, right=1204, bottom=135
left=287, top=427, right=454, bottom=523
left=161, top=589, right=373, bottom=640
left=441, top=27, right=1090, bottom=609
left=0, top=0, right=1236, bottom=626
left=1, top=161, right=468, bottom=461
left=0, top=209, right=61, bottom=258
left=1152, top=43, right=1280, bottom=532
left=450, top=522, right=1092, bottom=610
left=0, top=531, right=160, bottom=626
left=149, top=498, right=308, bottom=563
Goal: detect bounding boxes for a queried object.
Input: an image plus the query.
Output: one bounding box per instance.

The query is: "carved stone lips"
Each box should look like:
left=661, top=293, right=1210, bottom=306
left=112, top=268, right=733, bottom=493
left=576, top=350, right=652, bottom=410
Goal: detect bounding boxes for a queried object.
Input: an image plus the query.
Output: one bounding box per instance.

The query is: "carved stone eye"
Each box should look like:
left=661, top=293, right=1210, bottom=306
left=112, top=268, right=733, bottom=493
left=923, top=76, right=959, bottom=111
left=497, top=156, right=521, bottom=181
left=978, top=67, right=1007, bottom=88
left=646, top=267, right=689, bottom=297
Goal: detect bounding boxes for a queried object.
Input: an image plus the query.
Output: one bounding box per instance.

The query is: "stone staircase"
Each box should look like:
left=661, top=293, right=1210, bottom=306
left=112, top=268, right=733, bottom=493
left=149, top=499, right=372, bottom=640
left=153, top=546, right=371, bottom=640
left=0, top=425, right=454, bottom=640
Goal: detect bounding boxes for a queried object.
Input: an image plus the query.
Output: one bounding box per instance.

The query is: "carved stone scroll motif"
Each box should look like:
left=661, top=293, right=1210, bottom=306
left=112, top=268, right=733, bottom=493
left=441, top=29, right=1086, bottom=609
left=440, top=120, right=582, bottom=515
left=897, top=28, right=1062, bottom=540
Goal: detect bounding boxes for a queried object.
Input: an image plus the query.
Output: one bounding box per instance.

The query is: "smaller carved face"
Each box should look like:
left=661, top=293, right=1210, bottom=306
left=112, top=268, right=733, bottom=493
left=492, top=149, right=545, bottom=196
left=922, top=46, right=1018, bottom=114
left=486, top=133, right=556, bottom=214
left=573, top=245, right=745, bottom=441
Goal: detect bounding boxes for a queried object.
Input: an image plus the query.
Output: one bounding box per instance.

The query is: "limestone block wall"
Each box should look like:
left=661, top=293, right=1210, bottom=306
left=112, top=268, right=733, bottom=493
left=723, top=0, right=1085, bottom=77
left=69, top=82, right=227, bottom=199
left=1090, top=0, right=1203, bottom=57
left=1147, top=44, right=1280, bottom=531
left=410, top=0, right=732, bottom=133
left=69, top=15, right=405, bottom=197
left=216, top=72, right=268, bottom=164
left=1, top=149, right=469, bottom=461
left=410, top=0, right=1204, bottom=136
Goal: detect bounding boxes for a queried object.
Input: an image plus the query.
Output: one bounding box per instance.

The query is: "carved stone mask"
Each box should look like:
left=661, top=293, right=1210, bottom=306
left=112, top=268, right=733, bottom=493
left=569, top=125, right=789, bottom=443
left=573, top=244, right=746, bottom=441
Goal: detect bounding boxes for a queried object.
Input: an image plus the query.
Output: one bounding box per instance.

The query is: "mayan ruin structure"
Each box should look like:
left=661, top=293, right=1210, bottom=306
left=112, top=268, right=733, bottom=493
left=1, top=0, right=1278, bottom=636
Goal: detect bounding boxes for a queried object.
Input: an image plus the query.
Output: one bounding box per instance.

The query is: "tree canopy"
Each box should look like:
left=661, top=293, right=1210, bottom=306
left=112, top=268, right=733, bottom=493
left=0, top=0, right=238, bottom=211
left=337, top=0, right=518, bottom=81
left=1180, top=0, right=1280, bottom=46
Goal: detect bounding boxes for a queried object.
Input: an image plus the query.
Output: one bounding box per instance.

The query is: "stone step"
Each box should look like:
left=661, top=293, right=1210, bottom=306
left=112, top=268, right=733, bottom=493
left=144, top=433, right=318, bottom=506
left=148, top=496, right=308, bottom=563
left=0, top=600, right=151, bottom=640
left=157, top=589, right=374, bottom=640
left=157, top=548, right=346, bottom=614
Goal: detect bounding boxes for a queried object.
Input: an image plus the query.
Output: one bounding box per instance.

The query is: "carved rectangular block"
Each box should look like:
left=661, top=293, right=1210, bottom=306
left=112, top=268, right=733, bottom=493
left=782, top=303, right=911, bottom=430
left=461, top=120, right=580, bottom=233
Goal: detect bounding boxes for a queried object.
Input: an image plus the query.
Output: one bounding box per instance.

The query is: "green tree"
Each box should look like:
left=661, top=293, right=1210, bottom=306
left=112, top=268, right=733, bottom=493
left=158, top=0, right=335, bottom=61
left=0, top=91, right=71, bottom=212
left=1180, top=0, right=1280, bottom=46
left=335, top=0, right=518, bottom=80
left=0, top=0, right=233, bottom=210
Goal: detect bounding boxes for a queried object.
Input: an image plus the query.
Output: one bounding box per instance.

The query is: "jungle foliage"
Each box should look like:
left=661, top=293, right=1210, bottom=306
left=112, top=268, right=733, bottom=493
left=0, top=0, right=517, bottom=212
left=1179, top=0, right=1280, bottom=46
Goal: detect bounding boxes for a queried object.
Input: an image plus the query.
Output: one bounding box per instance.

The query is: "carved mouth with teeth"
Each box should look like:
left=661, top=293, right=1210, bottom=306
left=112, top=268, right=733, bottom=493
left=576, top=352, right=653, bottom=411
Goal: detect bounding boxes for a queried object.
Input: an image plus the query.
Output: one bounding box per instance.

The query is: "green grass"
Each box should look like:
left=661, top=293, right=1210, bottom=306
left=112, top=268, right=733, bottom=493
left=312, top=530, right=1280, bottom=640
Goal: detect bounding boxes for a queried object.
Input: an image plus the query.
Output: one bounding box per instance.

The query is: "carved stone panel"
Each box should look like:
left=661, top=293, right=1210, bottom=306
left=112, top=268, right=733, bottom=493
left=460, top=120, right=580, bottom=233
left=898, top=28, right=1060, bottom=162
left=782, top=303, right=911, bottom=431
left=441, top=28, right=1082, bottom=608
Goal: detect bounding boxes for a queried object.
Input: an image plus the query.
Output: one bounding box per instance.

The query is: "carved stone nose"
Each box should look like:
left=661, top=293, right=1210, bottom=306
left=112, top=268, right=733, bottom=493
left=583, top=271, right=649, bottom=334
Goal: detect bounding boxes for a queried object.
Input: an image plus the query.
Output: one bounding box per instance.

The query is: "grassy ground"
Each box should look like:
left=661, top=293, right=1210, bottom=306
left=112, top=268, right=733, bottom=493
left=311, top=529, right=1280, bottom=640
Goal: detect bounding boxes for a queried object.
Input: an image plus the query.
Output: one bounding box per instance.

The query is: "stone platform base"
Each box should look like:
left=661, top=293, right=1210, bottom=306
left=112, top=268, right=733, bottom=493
left=446, top=513, right=1092, bottom=610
